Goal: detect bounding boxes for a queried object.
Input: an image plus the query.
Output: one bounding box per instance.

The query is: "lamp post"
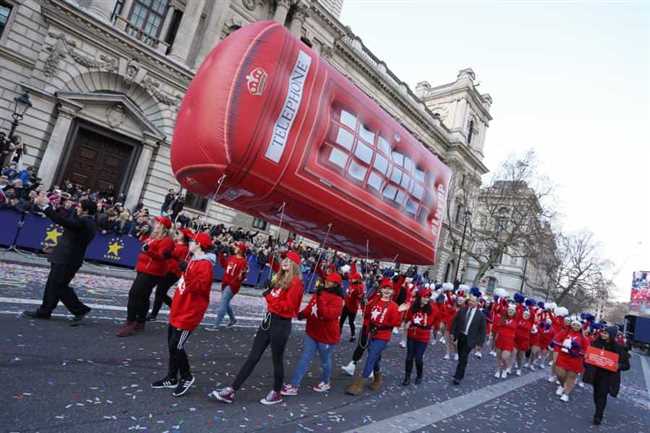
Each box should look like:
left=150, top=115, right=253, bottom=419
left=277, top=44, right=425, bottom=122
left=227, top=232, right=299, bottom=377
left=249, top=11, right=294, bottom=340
left=1, top=92, right=32, bottom=166
left=454, top=209, right=472, bottom=284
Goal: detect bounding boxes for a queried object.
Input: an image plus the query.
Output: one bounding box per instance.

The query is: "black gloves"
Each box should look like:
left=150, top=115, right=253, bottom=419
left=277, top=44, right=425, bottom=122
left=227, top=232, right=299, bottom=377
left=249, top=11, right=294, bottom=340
left=142, top=243, right=149, bottom=252
left=178, top=261, right=188, bottom=272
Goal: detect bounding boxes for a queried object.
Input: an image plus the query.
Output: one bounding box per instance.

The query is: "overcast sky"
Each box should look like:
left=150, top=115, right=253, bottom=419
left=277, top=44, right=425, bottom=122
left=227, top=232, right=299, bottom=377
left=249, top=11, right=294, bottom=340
left=340, top=0, right=649, bottom=301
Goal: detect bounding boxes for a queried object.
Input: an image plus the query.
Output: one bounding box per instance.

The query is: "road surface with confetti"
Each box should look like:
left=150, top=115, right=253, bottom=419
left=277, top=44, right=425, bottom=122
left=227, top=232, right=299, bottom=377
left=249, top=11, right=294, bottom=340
left=1, top=260, right=650, bottom=433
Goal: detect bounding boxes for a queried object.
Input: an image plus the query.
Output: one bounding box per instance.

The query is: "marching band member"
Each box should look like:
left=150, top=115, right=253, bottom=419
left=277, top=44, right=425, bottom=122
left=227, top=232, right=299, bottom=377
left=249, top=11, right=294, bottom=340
left=514, top=309, right=533, bottom=376
left=554, top=317, right=590, bottom=402
left=495, top=304, right=517, bottom=379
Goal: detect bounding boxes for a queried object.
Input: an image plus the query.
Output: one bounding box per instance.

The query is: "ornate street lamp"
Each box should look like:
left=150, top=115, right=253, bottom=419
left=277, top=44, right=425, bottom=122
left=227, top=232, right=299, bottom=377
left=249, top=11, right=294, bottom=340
left=8, top=92, right=32, bottom=138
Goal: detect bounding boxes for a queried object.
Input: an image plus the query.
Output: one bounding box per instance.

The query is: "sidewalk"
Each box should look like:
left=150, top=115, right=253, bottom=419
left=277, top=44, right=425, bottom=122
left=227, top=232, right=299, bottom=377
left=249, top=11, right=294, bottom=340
left=0, top=248, right=269, bottom=298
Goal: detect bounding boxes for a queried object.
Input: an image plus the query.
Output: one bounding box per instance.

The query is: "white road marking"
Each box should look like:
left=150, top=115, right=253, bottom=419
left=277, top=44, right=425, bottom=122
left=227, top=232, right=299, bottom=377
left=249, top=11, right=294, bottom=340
left=638, top=352, right=650, bottom=398
left=341, top=370, right=547, bottom=433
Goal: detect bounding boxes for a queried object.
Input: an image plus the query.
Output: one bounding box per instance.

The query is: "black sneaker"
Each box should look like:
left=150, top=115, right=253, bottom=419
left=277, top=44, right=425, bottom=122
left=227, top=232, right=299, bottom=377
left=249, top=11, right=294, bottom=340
left=349, top=336, right=356, bottom=343
left=69, top=307, right=91, bottom=327
left=146, top=313, right=157, bottom=322
left=227, top=319, right=237, bottom=327
left=172, top=376, right=195, bottom=397
left=414, top=377, right=423, bottom=385
left=152, top=377, right=178, bottom=389
left=22, top=310, right=50, bottom=320
left=401, top=378, right=410, bottom=386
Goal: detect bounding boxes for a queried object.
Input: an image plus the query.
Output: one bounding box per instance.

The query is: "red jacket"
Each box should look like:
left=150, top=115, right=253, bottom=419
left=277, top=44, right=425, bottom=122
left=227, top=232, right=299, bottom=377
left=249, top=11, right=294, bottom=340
left=499, top=317, right=517, bottom=342
left=166, top=241, right=189, bottom=277
left=265, top=276, right=304, bottom=319
left=136, top=236, right=174, bottom=276
left=301, top=290, right=344, bottom=344
left=344, top=281, right=365, bottom=313
left=169, top=256, right=213, bottom=330
left=406, top=305, right=437, bottom=343
left=219, top=254, right=248, bottom=295
left=365, top=297, right=401, bottom=341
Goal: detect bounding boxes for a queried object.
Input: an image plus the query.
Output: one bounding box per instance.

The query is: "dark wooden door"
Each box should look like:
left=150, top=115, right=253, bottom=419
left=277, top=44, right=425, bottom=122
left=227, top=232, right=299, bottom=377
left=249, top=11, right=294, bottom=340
left=62, top=127, right=133, bottom=193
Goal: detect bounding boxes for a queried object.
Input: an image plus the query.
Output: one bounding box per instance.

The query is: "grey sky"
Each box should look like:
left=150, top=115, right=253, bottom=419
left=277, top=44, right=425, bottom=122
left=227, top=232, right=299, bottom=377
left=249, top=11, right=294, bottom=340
left=340, top=0, right=649, bottom=301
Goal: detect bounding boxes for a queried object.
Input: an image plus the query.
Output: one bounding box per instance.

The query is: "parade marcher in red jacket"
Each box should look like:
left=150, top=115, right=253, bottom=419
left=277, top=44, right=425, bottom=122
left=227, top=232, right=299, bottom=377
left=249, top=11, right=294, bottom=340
left=207, top=241, right=248, bottom=329
left=151, top=232, right=213, bottom=397
left=281, top=272, right=345, bottom=396
left=495, top=305, right=517, bottom=379
left=212, top=251, right=304, bottom=406
left=514, top=309, right=533, bottom=376
left=345, top=278, right=403, bottom=396
left=339, top=270, right=365, bottom=342
left=148, top=227, right=192, bottom=321
left=402, top=286, right=436, bottom=386
left=117, top=216, right=174, bottom=337
left=554, top=317, right=590, bottom=402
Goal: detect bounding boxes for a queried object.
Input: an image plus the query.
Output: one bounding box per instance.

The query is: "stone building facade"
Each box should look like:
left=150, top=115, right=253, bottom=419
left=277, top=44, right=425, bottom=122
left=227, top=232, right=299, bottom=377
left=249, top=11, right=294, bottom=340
left=0, top=0, right=492, bottom=273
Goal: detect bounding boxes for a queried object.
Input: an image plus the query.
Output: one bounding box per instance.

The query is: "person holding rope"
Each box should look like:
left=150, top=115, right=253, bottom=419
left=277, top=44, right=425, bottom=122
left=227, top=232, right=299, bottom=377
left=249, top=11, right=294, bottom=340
left=151, top=232, right=214, bottom=397
left=206, top=241, right=248, bottom=329
left=402, top=286, right=437, bottom=386
left=345, top=277, right=402, bottom=396
left=116, top=216, right=174, bottom=337
left=211, top=251, right=304, bottom=405
left=147, top=227, right=192, bottom=321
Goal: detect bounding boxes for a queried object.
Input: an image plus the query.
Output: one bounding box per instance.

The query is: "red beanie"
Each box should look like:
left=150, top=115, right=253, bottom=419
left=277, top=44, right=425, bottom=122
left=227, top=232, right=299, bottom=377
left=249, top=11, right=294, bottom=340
left=419, top=287, right=433, bottom=298
left=350, top=272, right=363, bottom=282
left=326, top=272, right=342, bottom=284
left=155, top=215, right=172, bottom=229
left=380, top=278, right=393, bottom=289
left=286, top=250, right=301, bottom=265
left=192, top=232, right=213, bottom=251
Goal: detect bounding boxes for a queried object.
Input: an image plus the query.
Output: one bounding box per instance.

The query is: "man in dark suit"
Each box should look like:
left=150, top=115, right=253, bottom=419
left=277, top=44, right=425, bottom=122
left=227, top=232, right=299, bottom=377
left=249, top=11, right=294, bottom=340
left=23, top=192, right=97, bottom=324
left=451, top=294, right=487, bottom=385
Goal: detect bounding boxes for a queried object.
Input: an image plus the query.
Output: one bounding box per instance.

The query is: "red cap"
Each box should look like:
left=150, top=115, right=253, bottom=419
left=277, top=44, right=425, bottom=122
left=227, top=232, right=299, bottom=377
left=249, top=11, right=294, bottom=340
left=419, top=287, right=433, bottom=298
left=154, top=216, right=172, bottom=229
left=235, top=241, right=247, bottom=254
left=350, top=272, right=363, bottom=282
left=179, top=228, right=194, bottom=240
left=192, top=232, right=213, bottom=250
left=380, top=278, right=393, bottom=289
left=325, top=272, right=342, bottom=284
left=286, top=250, right=301, bottom=265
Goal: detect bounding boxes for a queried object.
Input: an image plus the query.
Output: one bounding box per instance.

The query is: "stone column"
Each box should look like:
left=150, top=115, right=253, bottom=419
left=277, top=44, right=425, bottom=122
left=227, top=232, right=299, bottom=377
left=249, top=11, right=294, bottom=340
left=168, top=0, right=207, bottom=65
left=273, top=0, right=292, bottom=24
left=125, top=134, right=157, bottom=210
left=37, top=102, right=82, bottom=189
left=86, top=0, right=117, bottom=22
left=289, top=3, right=309, bottom=37
left=195, top=0, right=231, bottom=66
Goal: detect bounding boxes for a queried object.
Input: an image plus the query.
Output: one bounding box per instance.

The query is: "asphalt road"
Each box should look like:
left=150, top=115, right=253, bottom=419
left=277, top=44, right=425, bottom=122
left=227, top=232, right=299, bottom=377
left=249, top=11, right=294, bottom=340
left=1, top=260, right=649, bottom=433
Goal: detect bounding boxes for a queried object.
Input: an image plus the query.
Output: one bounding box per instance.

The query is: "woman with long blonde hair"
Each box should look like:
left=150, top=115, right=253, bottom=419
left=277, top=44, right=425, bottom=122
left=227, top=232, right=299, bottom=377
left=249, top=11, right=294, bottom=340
left=211, top=251, right=304, bottom=406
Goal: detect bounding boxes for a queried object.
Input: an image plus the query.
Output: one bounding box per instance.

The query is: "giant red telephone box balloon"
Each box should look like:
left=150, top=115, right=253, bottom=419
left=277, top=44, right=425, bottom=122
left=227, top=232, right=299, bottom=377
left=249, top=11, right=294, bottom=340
left=171, top=21, right=451, bottom=264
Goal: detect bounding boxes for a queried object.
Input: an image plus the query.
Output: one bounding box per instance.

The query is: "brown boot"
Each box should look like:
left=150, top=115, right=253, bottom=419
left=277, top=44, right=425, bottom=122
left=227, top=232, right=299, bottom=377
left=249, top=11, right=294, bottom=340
left=369, top=372, right=383, bottom=391
left=134, top=322, right=145, bottom=332
left=345, top=370, right=365, bottom=396
left=116, top=321, right=137, bottom=337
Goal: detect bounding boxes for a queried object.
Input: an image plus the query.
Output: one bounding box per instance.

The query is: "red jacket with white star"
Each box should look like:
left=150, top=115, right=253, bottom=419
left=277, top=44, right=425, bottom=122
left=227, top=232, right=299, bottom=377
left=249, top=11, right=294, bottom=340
left=264, top=276, right=304, bottom=319
left=344, top=279, right=365, bottom=313
left=136, top=235, right=174, bottom=277
left=300, top=290, right=344, bottom=344
left=364, top=297, right=402, bottom=341
left=169, top=256, right=213, bottom=330
left=406, top=305, right=437, bottom=343
left=219, top=253, right=248, bottom=295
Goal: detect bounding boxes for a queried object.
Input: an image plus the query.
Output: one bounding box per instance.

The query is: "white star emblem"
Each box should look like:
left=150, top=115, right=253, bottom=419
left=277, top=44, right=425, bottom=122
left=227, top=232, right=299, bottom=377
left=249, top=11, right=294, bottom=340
left=370, top=308, right=381, bottom=320
left=271, top=288, right=282, bottom=298
left=413, top=315, right=423, bottom=325
left=311, top=304, right=318, bottom=317
left=177, top=277, right=186, bottom=294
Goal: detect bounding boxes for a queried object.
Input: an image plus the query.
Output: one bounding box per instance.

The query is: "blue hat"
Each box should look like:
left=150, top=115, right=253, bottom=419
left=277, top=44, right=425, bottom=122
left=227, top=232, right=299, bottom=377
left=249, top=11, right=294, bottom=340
left=514, top=292, right=525, bottom=304
left=537, top=301, right=545, bottom=309
left=525, top=298, right=536, bottom=307
left=470, top=287, right=482, bottom=298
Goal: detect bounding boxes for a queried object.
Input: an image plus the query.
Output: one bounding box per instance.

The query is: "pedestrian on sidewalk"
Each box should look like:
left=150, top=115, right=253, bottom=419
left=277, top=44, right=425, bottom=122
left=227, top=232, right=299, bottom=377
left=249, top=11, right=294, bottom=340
left=583, top=325, right=630, bottom=425
left=345, top=278, right=402, bottom=396
left=206, top=241, right=248, bottom=330
left=450, top=293, right=486, bottom=385
left=401, top=286, right=436, bottom=386
left=281, top=271, right=344, bottom=396
left=116, top=216, right=174, bottom=337
left=210, top=251, right=304, bottom=406
left=23, top=192, right=96, bottom=324
left=151, top=232, right=214, bottom=397
left=147, top=227, right=191, bottom=321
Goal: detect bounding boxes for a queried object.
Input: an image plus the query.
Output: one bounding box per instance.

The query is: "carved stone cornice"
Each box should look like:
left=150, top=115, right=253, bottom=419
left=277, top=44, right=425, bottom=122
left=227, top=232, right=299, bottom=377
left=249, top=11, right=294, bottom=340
left=43, top=31, right=118, bottom=77
left=41, top=0, right=193, bottom=89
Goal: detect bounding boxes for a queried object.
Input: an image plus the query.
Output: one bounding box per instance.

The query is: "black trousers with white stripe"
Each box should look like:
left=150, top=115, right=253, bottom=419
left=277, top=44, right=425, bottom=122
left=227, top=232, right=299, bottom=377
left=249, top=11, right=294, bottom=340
left=168, top=325, right=192, bottom=380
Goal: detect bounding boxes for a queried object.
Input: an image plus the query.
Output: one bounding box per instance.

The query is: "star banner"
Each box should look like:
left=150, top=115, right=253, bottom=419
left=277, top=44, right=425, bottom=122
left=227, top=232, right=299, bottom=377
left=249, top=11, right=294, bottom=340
left=14, top=213, right=61, bottom=251
left=84, top=233, right=142, bottom=268
left=0, top=209, right=22, bottom=247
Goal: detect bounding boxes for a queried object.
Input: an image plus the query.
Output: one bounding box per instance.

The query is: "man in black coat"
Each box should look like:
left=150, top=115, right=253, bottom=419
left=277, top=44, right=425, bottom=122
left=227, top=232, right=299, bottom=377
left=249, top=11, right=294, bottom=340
left=451, top=294, right=487, bottom=385
left=23, top=192, right=97, bottom=324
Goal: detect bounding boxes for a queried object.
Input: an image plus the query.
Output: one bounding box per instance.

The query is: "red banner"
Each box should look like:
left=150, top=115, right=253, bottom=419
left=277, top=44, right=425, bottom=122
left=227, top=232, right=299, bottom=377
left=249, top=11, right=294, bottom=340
left=585, top=346, right=619, bottom=372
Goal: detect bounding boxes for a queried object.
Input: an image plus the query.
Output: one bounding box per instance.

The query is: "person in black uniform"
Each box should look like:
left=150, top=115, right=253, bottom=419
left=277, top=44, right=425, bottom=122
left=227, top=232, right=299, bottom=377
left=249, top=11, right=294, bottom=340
left=23, top=191, right=97, bottom=324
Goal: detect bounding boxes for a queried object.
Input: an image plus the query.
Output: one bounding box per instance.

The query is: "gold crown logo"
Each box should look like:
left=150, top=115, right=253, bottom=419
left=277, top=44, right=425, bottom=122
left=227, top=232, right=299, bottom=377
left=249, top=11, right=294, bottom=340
left=246, top=67, right=268, bottom=96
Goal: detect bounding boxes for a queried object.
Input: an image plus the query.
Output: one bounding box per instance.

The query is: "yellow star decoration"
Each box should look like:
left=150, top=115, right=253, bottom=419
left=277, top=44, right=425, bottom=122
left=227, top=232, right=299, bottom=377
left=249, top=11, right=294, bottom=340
left=44, top=227, right=62, bottom=244
left=107, top=240, right=124, bottom=257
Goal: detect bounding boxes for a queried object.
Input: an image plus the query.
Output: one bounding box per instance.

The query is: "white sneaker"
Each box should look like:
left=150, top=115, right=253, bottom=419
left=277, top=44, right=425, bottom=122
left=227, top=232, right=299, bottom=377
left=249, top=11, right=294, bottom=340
left=392, top=328, right=400, bottom=335
left=548, top=361, right=553, bottom=366
left=494, top=370, right=501, bottom=378
left=500, top=370, right=508, bottom=379
left=523, top=362, right=529, bottom=368
left=454, top=353, right=459, bottom=361
left=312, top=382, right=331, bottom=393
left=547, top=375, right=556, bottom=383
left=555, top=385, right=564, bottom=396
left=529, top=365, right=536, bottom=371
left=399, top=340, right=407, bottom=349
left=260, top=390, right=283, bottom=405
left=369, top=371, right=374, bottom=379
left=516, top=369, right=522, bottom=376
left=555, top=379, right=560, bottom=385
left=341, top=361, right=356, bottom=376
left=577, top=381, right=584, bottom=388
left=490, top=351, right=497, bottom=357
left=560, top=393, right=569, bottom=402
left=440, top=337, right=446, bottom=345
left=443, top=353, right=450, bottom=360
left=505, top=368, right=511, bottom=375
left=280, top=384, right=298, bottom=396
left=475, top=352, right=482, bottom=359
left=431, top=339, right=437, bottom=346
